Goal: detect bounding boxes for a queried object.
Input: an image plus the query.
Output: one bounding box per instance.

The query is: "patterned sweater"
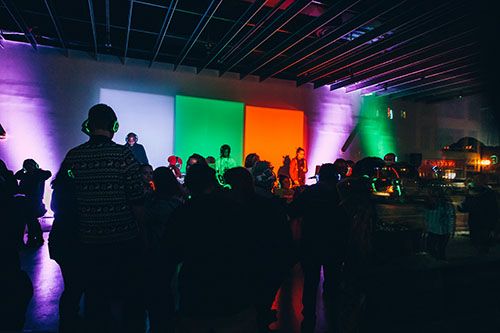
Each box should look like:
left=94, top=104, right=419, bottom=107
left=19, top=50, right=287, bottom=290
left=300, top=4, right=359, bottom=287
left=61, top=136, right=145, bottom=244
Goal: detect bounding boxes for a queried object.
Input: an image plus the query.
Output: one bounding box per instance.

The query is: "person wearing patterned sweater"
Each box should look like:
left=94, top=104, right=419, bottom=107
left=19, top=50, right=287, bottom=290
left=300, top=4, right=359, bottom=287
left=59, top=104, right=145, bottom=333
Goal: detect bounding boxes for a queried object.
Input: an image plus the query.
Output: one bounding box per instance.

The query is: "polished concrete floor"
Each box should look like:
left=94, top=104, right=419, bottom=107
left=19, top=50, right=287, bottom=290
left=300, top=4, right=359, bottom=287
left=19, top=220, right=500, bottom=333
left=19, top=231, right=315, bottom=333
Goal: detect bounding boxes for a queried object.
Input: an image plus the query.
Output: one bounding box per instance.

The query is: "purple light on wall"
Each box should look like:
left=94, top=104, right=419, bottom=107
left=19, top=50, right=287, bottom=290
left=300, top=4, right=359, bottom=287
left=0, top=41, right=58, bottom=216
left=307, top=88, right=360, bottom=181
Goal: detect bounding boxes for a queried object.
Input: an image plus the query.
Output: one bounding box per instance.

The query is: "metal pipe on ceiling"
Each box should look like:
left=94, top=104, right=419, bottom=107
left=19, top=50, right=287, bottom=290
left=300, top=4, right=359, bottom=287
left=150, top=0, right=178, bottom=67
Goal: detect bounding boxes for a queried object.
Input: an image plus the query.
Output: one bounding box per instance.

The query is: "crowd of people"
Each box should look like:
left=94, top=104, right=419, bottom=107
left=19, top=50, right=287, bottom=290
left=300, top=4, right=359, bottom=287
left=1, top=103, right=498, bottom=333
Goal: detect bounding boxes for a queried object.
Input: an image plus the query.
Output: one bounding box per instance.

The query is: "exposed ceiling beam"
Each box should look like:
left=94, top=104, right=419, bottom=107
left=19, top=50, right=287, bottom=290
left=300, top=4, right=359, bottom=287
left=174, top=0, right=224, bottom=70
left=308, top=15, right=475, bottom=88
left=123, top=0, right=134, bottom=64
left=239, top=0, right=363, bottom=79
left=105, top=0, right=110, bottom=47
left=216, top=0, right=287, bottom=66
left=418, top=86, right=484, bottom=103
left=327, top=40, right=477, bottom=90
left=0, top=0, right=37, bottom=50
left=258, top=0, right=420, bottom=82
left=350, top=56, right=479, bottom=93
left=387, top=78, right=481, bottom=100
left=150, top=0, right=178, bottom=67
left=293, top=0, right=448, bottom=80
left=218, top=0, right=312, bottom=77
left=378, top=70, right=479, bottom=97
left=43, top=0, right=67, bottom=56
left=86, top=0, right=98, bottom=59
left=197, top=0, right=268, bottom=74
left=323, top=30, right=478, bottom=90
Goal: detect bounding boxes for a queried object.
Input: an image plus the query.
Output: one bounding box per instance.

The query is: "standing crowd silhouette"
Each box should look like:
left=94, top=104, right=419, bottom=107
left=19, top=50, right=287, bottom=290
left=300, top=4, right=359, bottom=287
left=1, top=103, right=498, bottom=333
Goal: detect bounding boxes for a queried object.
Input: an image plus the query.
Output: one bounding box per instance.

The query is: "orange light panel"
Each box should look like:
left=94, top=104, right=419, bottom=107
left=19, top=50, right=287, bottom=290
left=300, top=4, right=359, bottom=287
left=244, top=106, right=304, bottom=173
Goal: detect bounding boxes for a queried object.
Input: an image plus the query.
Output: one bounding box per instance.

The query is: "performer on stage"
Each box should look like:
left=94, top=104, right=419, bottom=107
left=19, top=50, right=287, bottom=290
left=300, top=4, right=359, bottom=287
left=124, top=132, right=149, bottom=165
left=290, top=147, right=308, bottom=186
left=215, top=144, right=237, bottom=184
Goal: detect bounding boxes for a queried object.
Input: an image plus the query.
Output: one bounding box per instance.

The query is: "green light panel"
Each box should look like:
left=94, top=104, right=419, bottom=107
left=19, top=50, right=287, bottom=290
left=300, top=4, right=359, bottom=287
left=174, top=95, right=244, bottom=171
left=358, top=95, right=396, bottom=157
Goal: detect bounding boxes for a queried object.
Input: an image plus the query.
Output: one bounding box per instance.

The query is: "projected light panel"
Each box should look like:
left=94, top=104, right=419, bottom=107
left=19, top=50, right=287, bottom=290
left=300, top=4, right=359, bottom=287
left=175, top=95, right=244, bottom=170
left=100, top=88, right=174, bottom=168
left=244, top=106, right=304, bottom=173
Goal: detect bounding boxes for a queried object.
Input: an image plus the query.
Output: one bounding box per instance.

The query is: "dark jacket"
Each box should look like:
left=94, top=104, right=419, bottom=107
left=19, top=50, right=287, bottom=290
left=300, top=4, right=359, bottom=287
left=125, top=143, right=149, bottom=165
left=15, top=168, right=51, bottom=217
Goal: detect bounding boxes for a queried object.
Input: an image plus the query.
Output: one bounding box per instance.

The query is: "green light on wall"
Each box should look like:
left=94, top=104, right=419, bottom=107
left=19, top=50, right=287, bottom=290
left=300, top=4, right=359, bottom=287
left=174, top=95, right=244, bottom=172
left=358, top=95, right=396, bottom=158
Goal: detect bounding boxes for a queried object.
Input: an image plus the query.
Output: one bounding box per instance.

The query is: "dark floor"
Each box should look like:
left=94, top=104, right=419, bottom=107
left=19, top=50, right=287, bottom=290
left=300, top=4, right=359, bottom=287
left=19, top=218, right=500, bottom=333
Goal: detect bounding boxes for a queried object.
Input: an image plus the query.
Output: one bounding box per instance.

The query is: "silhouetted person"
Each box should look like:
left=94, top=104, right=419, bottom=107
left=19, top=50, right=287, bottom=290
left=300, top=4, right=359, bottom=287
left=15, top=158, right=51, bottom=247
left=277, top=155, right=291, bottom=180
left=140, top=164, right=154, bottom=197
left=125, top=132, right=149, bottom=165
left=185, top=153, right=207, bottom=172
left=274, top=175, right=294, bottom=204
left=61, top=104, right=146, bottom=333
left=225, top=167, right=295, bottom=332
left=425, top=188, right=456, bottom=260
left=167, top=155, right=183, bottom=179
left=289, top=163, right=348, bottom=333
left=253, top=161, right=277, bottom=199
left=459, top=173, right=498, bottom=254
left=167, top=164, right=258, bottom=333
left=244, top=153, right=260, bottom=174
left=49, top=168, right=83, bottom=333
left=144, top=167, right=183, bottom=333
left=290, top=147, right=308, bottom=187
left=0, top=160, right=33, bottom=331
left=215, top=144, right=237, bottom=185
left=206, top=155, right=216, bottom=170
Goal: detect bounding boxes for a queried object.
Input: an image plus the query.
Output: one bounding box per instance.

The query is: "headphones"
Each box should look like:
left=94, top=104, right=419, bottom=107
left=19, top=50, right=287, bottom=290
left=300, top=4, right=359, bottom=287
left=81, top=118, right=120, bottom=136
left=167, top=155, right=182, bottom=169
left=126, top=133, right=138, bottom=144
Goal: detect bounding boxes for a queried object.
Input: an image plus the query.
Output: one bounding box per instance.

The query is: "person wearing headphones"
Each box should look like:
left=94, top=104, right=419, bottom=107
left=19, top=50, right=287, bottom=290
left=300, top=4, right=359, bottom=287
left=15, top=158, right=52, bottom=247
left=125, top=132, right=149, bottom=165
left=59, top=104, right=145, bottom=332
left=215, top=144, right=237, bottom=185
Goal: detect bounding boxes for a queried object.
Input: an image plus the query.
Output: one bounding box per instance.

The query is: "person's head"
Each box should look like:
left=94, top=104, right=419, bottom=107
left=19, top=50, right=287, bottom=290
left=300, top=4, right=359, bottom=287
left=253, top=161, right=276, bottom=191
left=244, top=153, right=260, bottom=169
left=224, top=167, right=254, bottom=195
left=22, top=159, right=39, bottom=173
left=86, top=103, right=118, bottom=138
left=186, top=153, right=207, bottom=171
left=220, top=144, right=231, bottom=158
left=318, top=163, right=339, bottom=184
left=296, top=147, right=305, bottom=160
left=126, top=132, right=138, bottom=146
left=279, top=175, right=291, bottom=189
left=185, top=163, right=218, bottom=197
left=282, top=155, right=291, bottom=166
left=167, top=155, right=183, bottom=169
left=140, top=164, right=153, bottom=183
left=152, top=166, right=182, bottom=198
left=333, top=158, right=348, bottom=178
left=205, top=156, right=216, bottom=169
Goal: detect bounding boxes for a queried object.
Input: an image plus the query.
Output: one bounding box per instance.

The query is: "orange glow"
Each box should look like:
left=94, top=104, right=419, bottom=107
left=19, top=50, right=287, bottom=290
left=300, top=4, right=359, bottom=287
left=244, top=106, right=305, bottom=173
left=480, top=159, right=491, bottom=166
